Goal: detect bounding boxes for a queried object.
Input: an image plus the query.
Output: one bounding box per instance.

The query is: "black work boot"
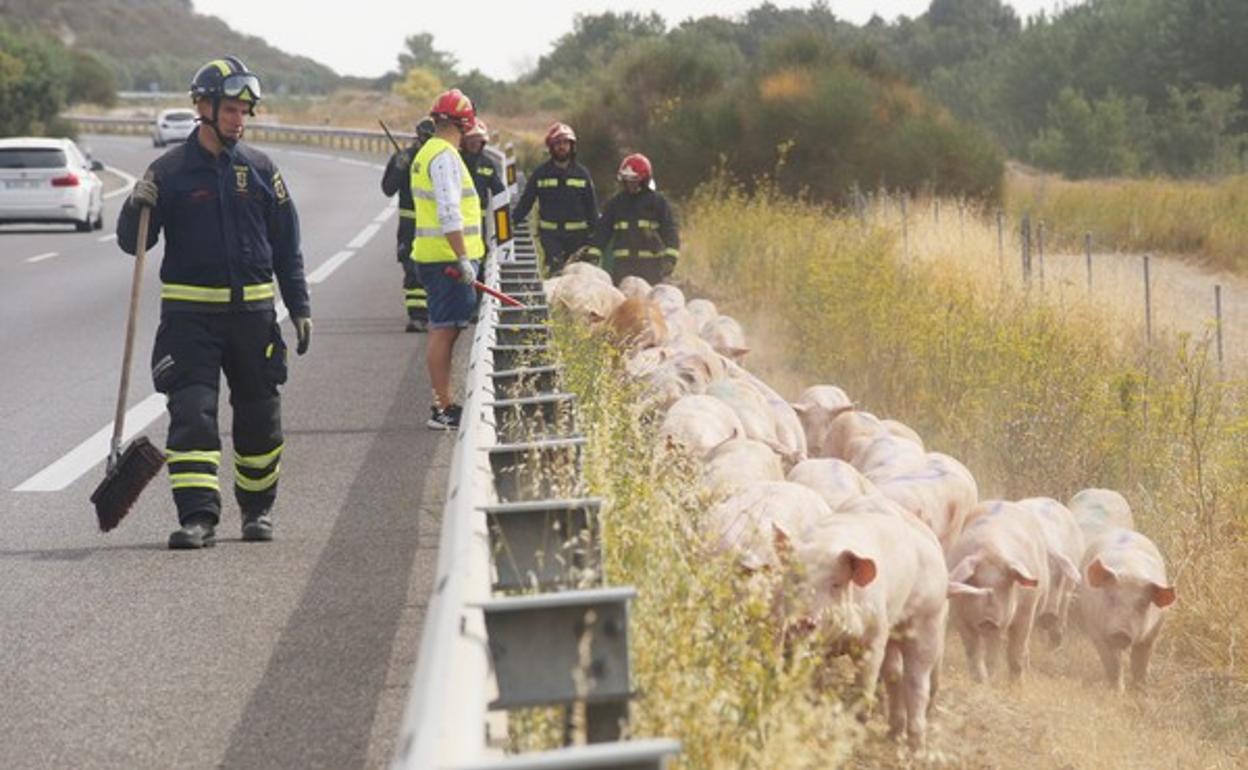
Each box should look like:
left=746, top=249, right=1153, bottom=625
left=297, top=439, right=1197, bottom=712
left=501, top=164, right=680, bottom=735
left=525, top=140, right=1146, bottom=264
left=168, top=514, right=217, bottom=550
left=241, top=510, right=274, bottom=542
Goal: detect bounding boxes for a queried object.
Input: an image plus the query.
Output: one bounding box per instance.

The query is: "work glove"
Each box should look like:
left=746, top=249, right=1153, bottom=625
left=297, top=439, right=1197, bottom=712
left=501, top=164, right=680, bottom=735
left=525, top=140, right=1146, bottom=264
left=455, top=258, right=477, bottom=286
left=128, top=178, right=158, bottom=209
left=293, top=316, right=312, bottom=356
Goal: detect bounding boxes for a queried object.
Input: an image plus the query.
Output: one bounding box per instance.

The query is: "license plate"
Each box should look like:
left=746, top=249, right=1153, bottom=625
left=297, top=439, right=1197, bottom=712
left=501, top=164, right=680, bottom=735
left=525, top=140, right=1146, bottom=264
left=6, top=179, right=41, bottom=189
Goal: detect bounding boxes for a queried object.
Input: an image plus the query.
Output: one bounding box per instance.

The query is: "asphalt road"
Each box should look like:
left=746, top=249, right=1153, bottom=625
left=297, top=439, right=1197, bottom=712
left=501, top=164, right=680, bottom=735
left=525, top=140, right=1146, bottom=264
left=0, top=134, right=455, bottom=769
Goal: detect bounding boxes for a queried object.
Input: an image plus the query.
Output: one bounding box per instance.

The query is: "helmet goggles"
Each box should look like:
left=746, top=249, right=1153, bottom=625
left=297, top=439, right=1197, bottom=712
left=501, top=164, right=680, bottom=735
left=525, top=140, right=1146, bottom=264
left=222, top=73, right=262, bottom=103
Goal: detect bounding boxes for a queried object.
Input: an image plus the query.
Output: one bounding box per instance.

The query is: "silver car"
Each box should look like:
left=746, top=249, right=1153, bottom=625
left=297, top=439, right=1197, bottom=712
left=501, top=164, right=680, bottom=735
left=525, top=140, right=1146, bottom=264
left=152, top=108, right=198, bottom=147
left=0, top=137, right=105, bottom=232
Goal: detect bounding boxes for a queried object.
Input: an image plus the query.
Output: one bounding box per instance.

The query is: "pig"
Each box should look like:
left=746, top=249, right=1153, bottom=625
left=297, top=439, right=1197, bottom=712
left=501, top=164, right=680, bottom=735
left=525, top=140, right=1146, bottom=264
left=946, top=500, right=1051, bottom=683
left=686, top=297, right=719, bottom=332
left=724, top=360, right=808, bottom=463
left=658, top=394, right=745, bottom=459
left=1078, top=528, right=1176, bottom=691
left=786, top=458, right=876, bottom=511
left=703, top=439, right=785, bottom=497
left=1017, top=497, right=1085, bottom=647
left=607, top=297, right=669, bottom=350
left=648, top=283, right=686, bottom=317
left=706, top=379, right=786, bottom=455
left=848, top=432, right=926, bottom=480
left=705, top=480, right=833, bottom=571
left=818, top=409, right=887, bottom=461
left=559, top=261, right=613, bottom=285
left=870, top=452, right=978, bottom=553
left=618, top=275, right=652, bottom=300
left=792, top=386, right=856, bottom=459
left=793, top=494, right=948, bottom=748
left=548, top=272, right=625, bottom=323
left=1068, top=488, right=1135, bottom=544
left=701, top=315, right=749, bottom=360
left=881, top=419, right=924, bottom=450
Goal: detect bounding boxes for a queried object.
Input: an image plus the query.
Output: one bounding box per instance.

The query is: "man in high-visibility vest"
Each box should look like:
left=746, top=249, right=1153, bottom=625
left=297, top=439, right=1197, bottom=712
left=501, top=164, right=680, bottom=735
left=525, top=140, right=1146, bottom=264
left=381, top=117, right=434, bottom=332
left=410, top=89, right=483, bottom=430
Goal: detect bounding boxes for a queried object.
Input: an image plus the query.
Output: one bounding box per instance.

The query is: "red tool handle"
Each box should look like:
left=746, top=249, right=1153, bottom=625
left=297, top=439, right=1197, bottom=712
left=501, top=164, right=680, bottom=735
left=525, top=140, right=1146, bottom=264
left=443, top=266, right=526, bottom=307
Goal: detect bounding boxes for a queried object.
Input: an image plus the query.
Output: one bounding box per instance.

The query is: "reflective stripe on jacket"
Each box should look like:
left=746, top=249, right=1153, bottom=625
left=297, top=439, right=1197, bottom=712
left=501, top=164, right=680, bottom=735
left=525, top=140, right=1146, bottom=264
left=586, top=188, right=680, bottom=262
left=511, top=158, right=597, bottom=229
left=409, top=136, right=484, bottom=263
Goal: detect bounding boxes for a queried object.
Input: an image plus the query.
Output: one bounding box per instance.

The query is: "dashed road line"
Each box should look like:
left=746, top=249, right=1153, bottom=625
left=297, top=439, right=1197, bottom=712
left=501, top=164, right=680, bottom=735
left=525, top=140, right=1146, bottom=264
left=346, top=222, right=381, bottom=249
left=26, top=252, right=59, bottom=264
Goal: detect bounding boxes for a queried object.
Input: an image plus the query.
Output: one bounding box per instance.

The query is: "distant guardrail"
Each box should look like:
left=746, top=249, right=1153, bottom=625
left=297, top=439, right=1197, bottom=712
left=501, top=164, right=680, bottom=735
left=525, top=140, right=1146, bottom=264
left=65, top=115, right=415, bottom=156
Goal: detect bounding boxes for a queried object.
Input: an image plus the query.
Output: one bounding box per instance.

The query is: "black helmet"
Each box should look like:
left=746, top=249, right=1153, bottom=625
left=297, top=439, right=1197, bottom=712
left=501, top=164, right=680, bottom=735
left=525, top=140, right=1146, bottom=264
left=415, top=117, right=435, bottom=142
left=190, top=56, right=262, bottom=114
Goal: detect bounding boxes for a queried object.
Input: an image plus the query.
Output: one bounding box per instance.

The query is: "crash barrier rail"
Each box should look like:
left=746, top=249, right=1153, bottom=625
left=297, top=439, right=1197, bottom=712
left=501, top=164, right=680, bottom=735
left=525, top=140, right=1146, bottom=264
left=67, top=115, right=419, bottom=155
left=389, top=151, right=680, bottom=769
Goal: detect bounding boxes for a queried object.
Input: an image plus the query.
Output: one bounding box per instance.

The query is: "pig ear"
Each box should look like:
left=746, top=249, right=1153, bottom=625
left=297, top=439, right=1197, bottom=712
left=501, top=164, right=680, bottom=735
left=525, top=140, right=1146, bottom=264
left=1053, top=553, right=1082, bottom=585
left=771, top=524, right=794, bottom=565
left=1151, top=584, right=1177, bottom=608
left=846, top=551, right=877, bottom=587
left=948, top=555, right=979, bottom=584
left=790, top=402, right=808, bottom=415
left=948, top=582, right=992, bottom=598
left=1007, top=562, right=1039, bottom=588
left=1087, top=559, right=1117, bottom=588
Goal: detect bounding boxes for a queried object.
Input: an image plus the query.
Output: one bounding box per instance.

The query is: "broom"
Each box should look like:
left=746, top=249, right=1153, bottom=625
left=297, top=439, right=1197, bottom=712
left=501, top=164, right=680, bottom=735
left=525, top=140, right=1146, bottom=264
left=90, top=204, right=165, bottom=531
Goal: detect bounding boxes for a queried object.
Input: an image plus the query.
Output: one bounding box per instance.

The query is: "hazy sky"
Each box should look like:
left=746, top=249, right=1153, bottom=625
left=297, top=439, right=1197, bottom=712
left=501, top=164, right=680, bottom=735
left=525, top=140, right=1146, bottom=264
left=192, top=1, right=1075, bottom=81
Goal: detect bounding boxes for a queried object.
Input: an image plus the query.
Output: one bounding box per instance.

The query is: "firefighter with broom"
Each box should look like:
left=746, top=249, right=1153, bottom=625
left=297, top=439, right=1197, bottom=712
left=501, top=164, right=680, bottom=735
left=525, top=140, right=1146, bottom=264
left=116, top=56, right=311, bottom=549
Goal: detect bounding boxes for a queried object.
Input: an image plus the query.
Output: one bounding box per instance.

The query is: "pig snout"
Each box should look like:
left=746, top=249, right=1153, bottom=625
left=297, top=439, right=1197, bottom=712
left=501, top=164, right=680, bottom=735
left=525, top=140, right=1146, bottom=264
left=1107, top=631, right=1133, bottom=650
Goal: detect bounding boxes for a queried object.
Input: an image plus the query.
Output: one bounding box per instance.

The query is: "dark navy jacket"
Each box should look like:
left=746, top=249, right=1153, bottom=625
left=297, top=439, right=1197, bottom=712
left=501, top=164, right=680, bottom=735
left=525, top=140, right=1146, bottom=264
left=117, top=127, right=310, bottom=318
left=511, top=157, right=597, bottom=234
left=462, top=150, right=505, bottom=211
left=381, top=143, right=418, bottom=261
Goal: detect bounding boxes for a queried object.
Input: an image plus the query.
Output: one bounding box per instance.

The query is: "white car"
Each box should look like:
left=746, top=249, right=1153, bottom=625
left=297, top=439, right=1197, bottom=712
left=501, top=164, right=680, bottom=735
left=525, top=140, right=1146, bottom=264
left=152, top=108, right=197, bottom=147
left=0, top=137, right=105, bottom=232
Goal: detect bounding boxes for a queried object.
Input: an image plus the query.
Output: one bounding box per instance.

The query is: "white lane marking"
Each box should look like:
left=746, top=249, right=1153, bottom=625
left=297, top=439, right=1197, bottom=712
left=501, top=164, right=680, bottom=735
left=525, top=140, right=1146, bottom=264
left=346, top=222, right=381, bottom=249
left=307, top=250, right=355, bottom=284
left=26, top=252, right=59, bottom=263
left=98, top=233, right=117, bottom=243
left=374, top=206, right=396, bottom=224
left=103, top=165, right=138, bottom=199
left=338, top=157, right=385, bottom=170
left=14, top=395, right=167, bottom=492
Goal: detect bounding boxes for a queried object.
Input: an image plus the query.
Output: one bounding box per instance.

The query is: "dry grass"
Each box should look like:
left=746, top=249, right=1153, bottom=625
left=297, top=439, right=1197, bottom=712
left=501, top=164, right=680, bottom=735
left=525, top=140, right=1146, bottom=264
left=1004, top=167, right=1248, bottom=273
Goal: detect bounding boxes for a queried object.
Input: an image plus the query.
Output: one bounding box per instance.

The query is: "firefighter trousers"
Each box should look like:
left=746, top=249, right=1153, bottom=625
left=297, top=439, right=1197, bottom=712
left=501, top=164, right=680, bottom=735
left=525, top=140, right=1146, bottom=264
left=401, top=257, right=429, bottom=321
left=539, top=231, right=589, bottom=277
left=611, top=256, right=676, bottom=286
left=150, top=310, right=287, bottom=525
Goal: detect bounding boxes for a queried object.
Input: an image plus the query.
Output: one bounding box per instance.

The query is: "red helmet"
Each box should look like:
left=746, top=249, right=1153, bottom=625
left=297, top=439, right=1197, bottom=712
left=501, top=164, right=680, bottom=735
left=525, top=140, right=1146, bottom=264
left=429, top=88, right=475, bottom=129
left=617, top=153, right=653, bottom=184
left=462, top=117, right=488, bottom=141
left=545, top=122, right=576, bottom=150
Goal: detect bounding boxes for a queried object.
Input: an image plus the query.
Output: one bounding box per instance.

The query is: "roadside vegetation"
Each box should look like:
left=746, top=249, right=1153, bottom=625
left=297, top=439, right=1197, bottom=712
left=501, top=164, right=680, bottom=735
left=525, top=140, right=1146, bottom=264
left=1005, top=168, right=1248, bottom=272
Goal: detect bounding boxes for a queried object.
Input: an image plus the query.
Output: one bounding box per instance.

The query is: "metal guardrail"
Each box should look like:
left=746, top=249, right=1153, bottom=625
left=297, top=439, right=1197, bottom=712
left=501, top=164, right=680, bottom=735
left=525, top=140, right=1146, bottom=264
left=67, top=115, right=415, bottom=155
left=388, top=148, right=678, bottom=768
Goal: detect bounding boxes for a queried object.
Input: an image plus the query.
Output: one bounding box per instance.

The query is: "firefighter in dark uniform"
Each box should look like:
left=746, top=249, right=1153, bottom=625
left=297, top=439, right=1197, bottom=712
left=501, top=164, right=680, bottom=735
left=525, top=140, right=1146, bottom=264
left=586, top=153, right=680, bottom=285
left=117, top=56, right=311, bottom=549
left=511, top=122, right=597, bottom=276
left=461, top=118, right=505, bottom=224
left=381, top=117, right=434, bottom=332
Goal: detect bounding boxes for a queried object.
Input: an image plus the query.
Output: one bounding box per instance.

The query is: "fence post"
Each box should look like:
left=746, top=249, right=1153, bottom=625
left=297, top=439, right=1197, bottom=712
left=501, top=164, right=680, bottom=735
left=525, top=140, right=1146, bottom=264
left=1037, top=221, right=1046, bottom=291
left=1144, top=255, right=1153, bottom=346
left=1215, top=284, right=1225, bottom=377
left=1085, top=232, right=1093, bottom=291
left=1020, top=212, right=1032, bottom=287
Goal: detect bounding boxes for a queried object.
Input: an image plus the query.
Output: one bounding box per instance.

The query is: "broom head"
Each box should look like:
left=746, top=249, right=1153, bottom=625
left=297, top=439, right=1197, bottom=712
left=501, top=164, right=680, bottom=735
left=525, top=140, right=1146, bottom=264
left=90, top=436, right=165, bottom=532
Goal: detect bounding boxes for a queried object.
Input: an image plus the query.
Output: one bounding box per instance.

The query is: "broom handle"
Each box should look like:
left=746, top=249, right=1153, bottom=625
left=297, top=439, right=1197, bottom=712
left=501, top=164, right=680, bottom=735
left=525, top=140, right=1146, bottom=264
left=109, top=205, right=151, bottom=466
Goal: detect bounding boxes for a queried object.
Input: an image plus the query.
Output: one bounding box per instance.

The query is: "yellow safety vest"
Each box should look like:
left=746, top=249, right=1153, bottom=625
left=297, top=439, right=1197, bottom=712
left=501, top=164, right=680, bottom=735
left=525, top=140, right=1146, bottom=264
left=409, top=136, right=484, bottom=263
